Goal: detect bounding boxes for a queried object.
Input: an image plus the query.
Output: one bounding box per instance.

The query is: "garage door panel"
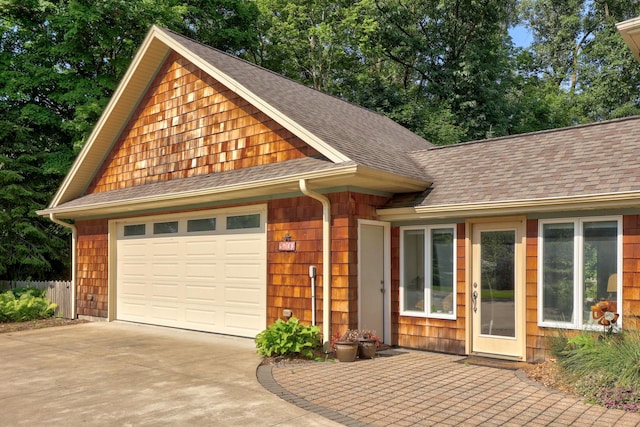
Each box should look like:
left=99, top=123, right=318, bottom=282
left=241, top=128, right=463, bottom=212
left=152, top=241, right=180, bottom=255
left=119, top=241, right=148, bottom=257
left=150, top=304, right=179, bottom=321
left=223, top=261, right=263, bottom=278
left=116, top=210, right=266, bottom=337
left=185, top=239, right=218, bottom=256
left=224, top=312, right=262, bottom=334
left=151, top=263, right=181, bottom=279
left=185, top=284, right=217, bottom=302
left=225, top=238, right=263, bottom=256
left=119, top=282, right=147, bottom=297
left=151, top=283, right=181, bottom=299
left=185, top=307, right=218, bottom=325
left=224, top=286, right=261, bottom=305
left=118, top=262, right=147, bottom=279
left=118, top=301, right=147, bottom=320
left=185, top=262, right=218, bottom=279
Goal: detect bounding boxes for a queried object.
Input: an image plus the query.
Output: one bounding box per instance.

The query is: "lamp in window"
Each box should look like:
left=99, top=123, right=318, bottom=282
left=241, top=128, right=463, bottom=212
left=607, top=273, right=617, bottom=297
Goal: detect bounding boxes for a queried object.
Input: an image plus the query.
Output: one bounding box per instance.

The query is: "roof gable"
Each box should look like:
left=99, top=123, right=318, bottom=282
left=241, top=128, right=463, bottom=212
left=48, top=26, right=431, bottom=210
left=86, top=52, right=322, bottom=195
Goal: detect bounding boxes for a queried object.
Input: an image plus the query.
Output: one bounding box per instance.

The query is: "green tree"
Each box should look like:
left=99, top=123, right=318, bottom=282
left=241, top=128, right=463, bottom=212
left=0, top=0, right=259, bottom=280
left=252, top=0, right=376, bottom=94
left=518, top=0, right=640, bottom=125
left=373, top=0, right=518, bottom=143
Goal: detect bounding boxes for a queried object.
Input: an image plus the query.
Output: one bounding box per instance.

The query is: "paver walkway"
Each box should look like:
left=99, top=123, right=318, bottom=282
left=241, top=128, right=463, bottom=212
left=261, top=350, right=640, bottom=426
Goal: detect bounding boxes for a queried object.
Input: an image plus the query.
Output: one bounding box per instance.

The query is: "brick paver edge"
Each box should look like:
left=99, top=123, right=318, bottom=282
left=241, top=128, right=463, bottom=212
left=256, top=364, right=369, bottom=427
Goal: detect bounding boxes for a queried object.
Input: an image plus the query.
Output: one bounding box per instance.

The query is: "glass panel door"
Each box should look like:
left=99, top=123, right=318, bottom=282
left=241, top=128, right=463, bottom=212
left=471, top=221, right=525, bottom=359
left=480, top=230, right=515, bottom=337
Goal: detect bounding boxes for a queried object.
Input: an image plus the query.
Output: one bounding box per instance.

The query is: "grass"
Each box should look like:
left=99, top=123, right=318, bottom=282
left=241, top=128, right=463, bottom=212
left=553, top=329, right=640, bottom=412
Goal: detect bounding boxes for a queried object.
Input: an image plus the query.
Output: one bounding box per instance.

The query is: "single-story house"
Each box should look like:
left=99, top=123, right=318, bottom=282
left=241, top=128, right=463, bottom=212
left=39, top=20, right=640, bottom=362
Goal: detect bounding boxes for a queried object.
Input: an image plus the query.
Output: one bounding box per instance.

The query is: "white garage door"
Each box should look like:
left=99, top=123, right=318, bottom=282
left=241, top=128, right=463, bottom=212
left=115, top=208, right=266, bottom=337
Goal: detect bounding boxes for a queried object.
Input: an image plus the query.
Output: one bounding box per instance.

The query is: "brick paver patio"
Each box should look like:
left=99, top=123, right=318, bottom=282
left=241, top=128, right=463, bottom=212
left=259, top=350, right=640, bottom=426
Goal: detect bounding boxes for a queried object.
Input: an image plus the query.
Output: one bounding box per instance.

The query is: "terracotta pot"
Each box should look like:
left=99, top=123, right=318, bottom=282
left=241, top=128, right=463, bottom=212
left=334, top=341, right=358, bottom=362
left=358, top=339, right=377, bottom=359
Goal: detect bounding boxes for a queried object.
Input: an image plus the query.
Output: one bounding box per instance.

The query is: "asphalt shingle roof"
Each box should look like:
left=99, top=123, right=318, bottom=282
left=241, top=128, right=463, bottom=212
left=160, top=28, right=432, bottom=181
left=408, top=116, right=640, bottom=208
left=54, top=157, right=349, bottom=211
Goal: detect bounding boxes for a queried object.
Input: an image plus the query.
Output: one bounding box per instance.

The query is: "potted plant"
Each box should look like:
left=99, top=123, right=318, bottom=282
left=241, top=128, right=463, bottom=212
left=331, top=329, right=360, bottom=362
left=356, top=330, right=381, bottom=359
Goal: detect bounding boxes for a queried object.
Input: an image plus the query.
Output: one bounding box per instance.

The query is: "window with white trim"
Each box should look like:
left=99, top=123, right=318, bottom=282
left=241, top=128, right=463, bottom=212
left=401, top=226, right=456, bottom=319
left=538, top=217, right=621, bottom=329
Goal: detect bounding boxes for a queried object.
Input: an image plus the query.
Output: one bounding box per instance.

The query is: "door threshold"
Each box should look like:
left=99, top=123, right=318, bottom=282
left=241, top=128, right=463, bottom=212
left=470, top=352, right=525, bottom=362
left=459, top=354, right=528, bottom=370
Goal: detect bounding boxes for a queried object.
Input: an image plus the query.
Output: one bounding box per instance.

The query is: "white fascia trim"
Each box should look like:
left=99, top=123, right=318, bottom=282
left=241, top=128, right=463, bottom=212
left=50, top=31, right=169, bottom=208
left=378, top=191, right=640, bottom=221
left=153, top=29, right=351, bottom=164
left=354, top=165, right=431, bottom=190
left=617, top=17, right=640, bottom=62
left=40, top=164, right=359, bottom=217
left=617, top=16, right=640, bottom=32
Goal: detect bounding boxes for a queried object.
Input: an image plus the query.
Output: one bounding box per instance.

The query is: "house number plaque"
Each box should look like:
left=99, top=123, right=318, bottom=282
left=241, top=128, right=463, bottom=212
left=278, top=241, right=296, bottom=252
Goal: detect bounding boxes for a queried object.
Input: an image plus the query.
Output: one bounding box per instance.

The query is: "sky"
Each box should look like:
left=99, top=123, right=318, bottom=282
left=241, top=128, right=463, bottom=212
left=509, top=25, right=534, bottom=48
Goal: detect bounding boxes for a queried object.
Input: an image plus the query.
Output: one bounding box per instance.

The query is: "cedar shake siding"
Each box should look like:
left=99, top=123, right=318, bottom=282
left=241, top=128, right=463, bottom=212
left=76, top=219, right=109, bottom=318
left=391, top=223, right=466, bottom=354
left=623, top=215, right=640, bottom=329
left=87, top=52, right=321, bottom=195
left=267, top=192, right=390, bottom=334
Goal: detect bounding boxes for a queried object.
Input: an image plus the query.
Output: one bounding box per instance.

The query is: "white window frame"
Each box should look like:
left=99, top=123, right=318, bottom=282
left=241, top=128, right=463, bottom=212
left=400, top=225, right=457, bottom=319
left=537, top=216, right=622, bottom=330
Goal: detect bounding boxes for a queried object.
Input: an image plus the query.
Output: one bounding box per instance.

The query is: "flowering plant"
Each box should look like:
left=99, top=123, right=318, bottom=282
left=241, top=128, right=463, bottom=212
left=330, top=329, right=382, bottom=351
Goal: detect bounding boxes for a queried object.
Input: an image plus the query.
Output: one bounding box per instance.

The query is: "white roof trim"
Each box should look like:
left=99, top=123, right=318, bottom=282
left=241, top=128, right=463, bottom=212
left=377, top=191, right=640, bottom=221
left=617, top=17, right=640, bottom=63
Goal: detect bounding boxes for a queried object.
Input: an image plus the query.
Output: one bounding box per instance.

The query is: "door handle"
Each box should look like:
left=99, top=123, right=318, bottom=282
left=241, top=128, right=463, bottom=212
left=472, top=290, right=478, bottom=313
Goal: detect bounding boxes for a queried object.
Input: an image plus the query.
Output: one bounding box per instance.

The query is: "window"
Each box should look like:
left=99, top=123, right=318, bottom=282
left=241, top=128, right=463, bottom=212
left=538, top=217, right=621, bottom=329
left=187, top=218, right=216, bottom=232
left=124, top=224, right=145, bottom=237
left=401, top=226, right=456, bottom=318
left=153, top=221, right=179, bottom=234
left=227, top=214, right=260, bottom=230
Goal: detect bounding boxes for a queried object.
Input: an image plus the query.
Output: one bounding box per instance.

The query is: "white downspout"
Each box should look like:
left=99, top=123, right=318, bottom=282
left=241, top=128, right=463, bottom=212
left=299, top=179, right=331, bottom=347
left=49, top=214, right=77, bottom=320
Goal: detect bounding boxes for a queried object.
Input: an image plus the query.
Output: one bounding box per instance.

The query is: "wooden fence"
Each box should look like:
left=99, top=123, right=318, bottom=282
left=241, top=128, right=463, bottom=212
left=0, top=280, right=73, bottom=319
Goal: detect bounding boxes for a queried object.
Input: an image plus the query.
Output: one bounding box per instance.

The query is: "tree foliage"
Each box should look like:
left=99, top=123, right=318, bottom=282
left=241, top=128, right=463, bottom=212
left=1, top=0, right=640, bottom=278
left=0, top=0, right=259, bottom=280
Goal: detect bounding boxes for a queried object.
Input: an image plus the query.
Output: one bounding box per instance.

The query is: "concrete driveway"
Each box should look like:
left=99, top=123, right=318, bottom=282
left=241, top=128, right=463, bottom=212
left=0, top=321, right=339, bottom=426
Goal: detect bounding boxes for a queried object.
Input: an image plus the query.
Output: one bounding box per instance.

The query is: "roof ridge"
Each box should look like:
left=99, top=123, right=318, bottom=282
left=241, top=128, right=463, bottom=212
left=420, top=114, right=640, bottom=152
left=159, top=27, right=400, bottom=124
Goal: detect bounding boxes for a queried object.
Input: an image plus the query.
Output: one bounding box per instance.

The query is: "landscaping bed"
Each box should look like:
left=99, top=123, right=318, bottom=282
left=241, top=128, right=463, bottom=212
left=0, top=318, right=88, bottom=334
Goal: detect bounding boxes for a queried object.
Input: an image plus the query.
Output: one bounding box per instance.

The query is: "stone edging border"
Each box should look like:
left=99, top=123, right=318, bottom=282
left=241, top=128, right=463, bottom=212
left=256, top=364, right=369, bottom=427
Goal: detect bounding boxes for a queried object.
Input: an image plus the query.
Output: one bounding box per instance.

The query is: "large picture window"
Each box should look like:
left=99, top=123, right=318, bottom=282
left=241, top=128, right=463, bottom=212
left=401, top=226, right=456, bottom=319
left=538, top=217, right=621, bottom=329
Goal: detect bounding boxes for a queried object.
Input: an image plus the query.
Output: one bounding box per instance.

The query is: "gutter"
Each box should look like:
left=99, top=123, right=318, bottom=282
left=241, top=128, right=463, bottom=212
left=378, top=191, right=640, bottom=221
left=299, top=179, right=331, bottom=347
left=48, top=214, right=77, bottom=320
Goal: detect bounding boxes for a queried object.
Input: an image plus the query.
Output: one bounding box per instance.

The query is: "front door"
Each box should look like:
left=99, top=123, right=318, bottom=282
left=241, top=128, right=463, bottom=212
left=359, top=221, right=389, bottom=343
left=471, top=220, right=525, bottom=359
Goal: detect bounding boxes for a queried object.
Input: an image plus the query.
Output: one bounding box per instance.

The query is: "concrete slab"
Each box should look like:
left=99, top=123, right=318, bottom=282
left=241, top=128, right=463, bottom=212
left=0, top=322, right=340, bottom=426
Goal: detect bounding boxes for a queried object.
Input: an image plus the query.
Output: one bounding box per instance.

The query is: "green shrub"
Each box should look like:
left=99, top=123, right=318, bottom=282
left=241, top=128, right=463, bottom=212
left=255, top=317, right=321, bottom=358
left=557, top=329, right=640, bottom=411
left=0, top=288, right=57, bottom=322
